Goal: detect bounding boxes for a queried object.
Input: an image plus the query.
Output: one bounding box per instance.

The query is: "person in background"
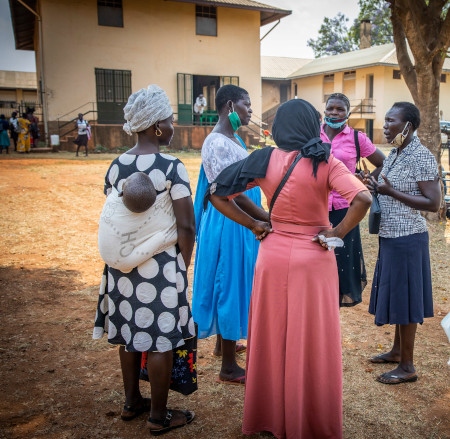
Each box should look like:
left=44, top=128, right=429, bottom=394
left=93, top=85, right=196, bottom=435
left=26, top=107, right=40, bottom=148
left=193, top=93, right=207, bottom=125
left=17, top=113, right=31, bottom=154
left=321, top=93, right=385, bottom=307
left=367, top=102, right=440, bottom=384
left=209, top=98, right=371, bottom=438
left=192, top=84, right=268, bottom=385
left=9, top=112, right=19, bottom=151
left=74, top=113, right=89, bottom=157
left=0, top=115, right=11, bottom=154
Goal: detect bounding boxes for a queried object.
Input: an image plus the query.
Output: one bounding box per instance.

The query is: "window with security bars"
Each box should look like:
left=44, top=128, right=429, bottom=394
left=196, top=5, right=217, bottom=36
left=95, top=69, right=131, bottom=103
left=98, top=0, right=123, bottom=27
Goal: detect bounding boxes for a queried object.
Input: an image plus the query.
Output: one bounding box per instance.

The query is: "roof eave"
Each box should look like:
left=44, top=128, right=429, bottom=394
left=289, top=62, right=400, bottom=79
left=9, top=0, right=36, bottom=51
left=166, top=0, right=291, bottom=26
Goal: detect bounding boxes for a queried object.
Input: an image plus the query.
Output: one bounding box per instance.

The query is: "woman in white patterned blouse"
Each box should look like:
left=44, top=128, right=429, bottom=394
left=366, top=102, right=441, bottom=385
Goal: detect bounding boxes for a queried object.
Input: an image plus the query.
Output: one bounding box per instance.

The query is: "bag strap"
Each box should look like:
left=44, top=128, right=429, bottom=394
left=269, top=152, right=302, bottom=222
left=354, top=129, right=361, bottom=171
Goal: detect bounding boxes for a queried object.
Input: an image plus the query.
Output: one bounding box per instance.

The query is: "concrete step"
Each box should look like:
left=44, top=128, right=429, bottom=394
left=30, top=147, right=53, bottom=153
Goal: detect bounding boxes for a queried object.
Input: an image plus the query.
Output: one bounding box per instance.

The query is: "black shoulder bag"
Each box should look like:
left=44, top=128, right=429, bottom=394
left=368, top=193, right=381, bottom=234
left=354, top=129, right=362, bottom=173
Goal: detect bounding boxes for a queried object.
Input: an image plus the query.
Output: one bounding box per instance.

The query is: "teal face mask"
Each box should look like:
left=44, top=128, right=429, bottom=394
left=228, top=105, right=242, bottom=132
left=324, top=116, right=348, bottom=129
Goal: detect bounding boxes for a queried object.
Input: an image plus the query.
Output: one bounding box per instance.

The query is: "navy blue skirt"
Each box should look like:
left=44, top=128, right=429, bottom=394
left=329, top=208, right=367, bottom=307
left=369, top=232, right=433, bottom=326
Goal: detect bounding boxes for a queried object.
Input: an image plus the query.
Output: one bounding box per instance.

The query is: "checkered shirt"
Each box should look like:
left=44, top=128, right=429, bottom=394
left=378, top=137, right=438, bottom=238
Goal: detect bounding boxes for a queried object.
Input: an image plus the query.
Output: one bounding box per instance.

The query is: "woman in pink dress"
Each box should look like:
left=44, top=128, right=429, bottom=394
left=209, top=99, right=372, bottom=438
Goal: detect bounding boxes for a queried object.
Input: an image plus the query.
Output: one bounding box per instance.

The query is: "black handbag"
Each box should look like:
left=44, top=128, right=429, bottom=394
left=169, top=333, right=198, bottom=395
left=368, top=194, right=381, bottom=234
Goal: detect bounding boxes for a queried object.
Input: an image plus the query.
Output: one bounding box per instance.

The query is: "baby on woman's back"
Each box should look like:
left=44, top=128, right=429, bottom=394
left=119, top=171, right=157, bottom=213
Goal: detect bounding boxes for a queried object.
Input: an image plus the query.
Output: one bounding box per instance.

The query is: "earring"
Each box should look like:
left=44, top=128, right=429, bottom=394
left=155, top=127, right=162, bottom=137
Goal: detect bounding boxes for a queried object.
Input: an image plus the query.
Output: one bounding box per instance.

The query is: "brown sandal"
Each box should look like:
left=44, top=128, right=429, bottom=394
left=121, top=397, right=151, bottom=421
left=148, top=409, right=195, bottom=436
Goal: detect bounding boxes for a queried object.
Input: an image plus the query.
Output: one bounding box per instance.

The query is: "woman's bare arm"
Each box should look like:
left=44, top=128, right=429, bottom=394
left=172, top=197, right=196, bottom=267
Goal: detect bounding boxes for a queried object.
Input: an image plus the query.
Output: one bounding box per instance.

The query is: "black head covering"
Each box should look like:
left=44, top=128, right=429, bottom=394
left=272, top=99, right=331, bottom=177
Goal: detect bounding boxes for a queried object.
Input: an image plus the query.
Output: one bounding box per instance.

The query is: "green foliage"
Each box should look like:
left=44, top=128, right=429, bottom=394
left=350, top=0, right=393, bottom=47
left=93, top=144, right=109, bottom=153
left=92, top=144, right=129, bottom=154
left=307, top=13, right=357, bottom=58
left=307, top=0, right=393, bottom=58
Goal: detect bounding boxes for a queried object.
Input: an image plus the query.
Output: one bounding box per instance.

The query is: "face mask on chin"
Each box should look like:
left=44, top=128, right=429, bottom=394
left=324, top=116, right=348, bottom=129
left=390, top=122, right=410, bottom=147
left=228, top=104, right=242, bottom=132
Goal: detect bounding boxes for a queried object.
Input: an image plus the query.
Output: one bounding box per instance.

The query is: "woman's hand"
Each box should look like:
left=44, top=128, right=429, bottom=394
left=312, top=229, right=344, bottom=251
left=250, top=221, right=272, bottom=241
left=370, top=174, right=393, bottom=196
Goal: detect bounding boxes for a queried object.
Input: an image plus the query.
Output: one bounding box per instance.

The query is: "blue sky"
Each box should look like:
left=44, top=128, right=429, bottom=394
left=0, top=0, right=360, bottom=72
left=260, top=0, right=360, bottom=58
left=0, top=0, right=36, bottom=72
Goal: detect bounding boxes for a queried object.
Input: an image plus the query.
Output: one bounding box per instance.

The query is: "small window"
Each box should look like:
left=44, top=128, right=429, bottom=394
left=323, top=74, right=334, bottom=102
left=441, top=74, right=447, bottom=83
left=196, top=5, right=217, bottom=36
left=98, top=0, right=123, bottom=27
left=221, top=76, right=239, bottom=86
left=393, top=70, right=402, bottom=79
left=343, top=70, right=356, bottom=80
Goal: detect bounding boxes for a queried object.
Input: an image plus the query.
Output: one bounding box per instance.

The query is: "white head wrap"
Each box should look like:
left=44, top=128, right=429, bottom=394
left=123, top=85, right=172, bottom=135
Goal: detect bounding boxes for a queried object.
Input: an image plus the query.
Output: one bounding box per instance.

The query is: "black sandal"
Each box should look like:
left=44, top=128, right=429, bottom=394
left=121, top=397, right=151, bottom=421
left=148, top=409, right=195, bottom=436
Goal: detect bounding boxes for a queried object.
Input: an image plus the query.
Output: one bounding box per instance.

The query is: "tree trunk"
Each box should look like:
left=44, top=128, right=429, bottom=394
left=388, top=0, right=450, bottom=220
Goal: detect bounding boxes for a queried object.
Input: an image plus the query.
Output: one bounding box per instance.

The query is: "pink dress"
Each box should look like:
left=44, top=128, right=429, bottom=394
left=242, top=149, right=366, bottom=439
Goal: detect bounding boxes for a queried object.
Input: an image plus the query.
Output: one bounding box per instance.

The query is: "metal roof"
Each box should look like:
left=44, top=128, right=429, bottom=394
left=261, top=56, right=312, bottom=80
left=289, top=42, right=450, bottom=78
left=167, top=0, right=291, bottom=25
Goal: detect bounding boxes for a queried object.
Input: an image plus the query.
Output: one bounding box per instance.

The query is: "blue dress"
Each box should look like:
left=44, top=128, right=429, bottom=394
left=192, top=135, right=261, bottom=340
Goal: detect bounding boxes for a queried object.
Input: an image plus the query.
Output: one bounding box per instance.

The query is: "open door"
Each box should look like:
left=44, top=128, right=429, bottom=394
left=177, top=73, right=193, bottom=125
left=177, top=74, right=239, bottom=125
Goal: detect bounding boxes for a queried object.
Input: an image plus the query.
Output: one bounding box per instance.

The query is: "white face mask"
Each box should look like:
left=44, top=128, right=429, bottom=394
left=390, top=122, right=410, bottom=147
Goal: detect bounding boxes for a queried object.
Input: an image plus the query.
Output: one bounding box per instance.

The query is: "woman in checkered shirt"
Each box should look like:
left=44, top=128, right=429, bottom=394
left=367, top=102, right=441, bottom=385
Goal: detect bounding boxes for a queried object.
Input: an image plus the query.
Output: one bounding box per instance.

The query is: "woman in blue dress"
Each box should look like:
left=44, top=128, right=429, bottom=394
left=192, top=85, right=269, bottom=384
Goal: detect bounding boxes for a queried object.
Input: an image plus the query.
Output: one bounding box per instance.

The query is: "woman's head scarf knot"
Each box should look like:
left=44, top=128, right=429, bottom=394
left=272, top=99, right=331, bottom=176
left=123, top=85, right=172, bottom=135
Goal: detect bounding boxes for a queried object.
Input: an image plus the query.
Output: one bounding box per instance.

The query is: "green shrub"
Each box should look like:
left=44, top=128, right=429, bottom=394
left=93, top=144, right=109, bottom=153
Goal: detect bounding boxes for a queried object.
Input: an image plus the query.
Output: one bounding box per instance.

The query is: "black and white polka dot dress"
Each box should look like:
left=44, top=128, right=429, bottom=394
left=93, top=152, right=196, bottom=352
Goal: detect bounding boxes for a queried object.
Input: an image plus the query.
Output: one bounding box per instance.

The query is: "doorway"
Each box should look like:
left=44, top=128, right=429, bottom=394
left=95, top=68, right=131, bottom=124
left=177, top=74, right=239, bottom=125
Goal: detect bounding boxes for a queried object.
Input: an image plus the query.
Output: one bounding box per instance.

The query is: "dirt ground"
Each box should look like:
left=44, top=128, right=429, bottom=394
left=0, top=152, right=449, bottom=439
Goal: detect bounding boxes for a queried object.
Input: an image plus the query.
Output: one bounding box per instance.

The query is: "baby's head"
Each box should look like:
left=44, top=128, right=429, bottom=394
left=119, top=172, right=157, bottom=213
